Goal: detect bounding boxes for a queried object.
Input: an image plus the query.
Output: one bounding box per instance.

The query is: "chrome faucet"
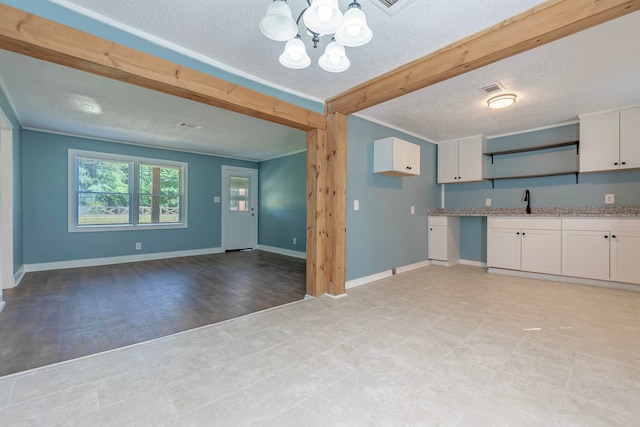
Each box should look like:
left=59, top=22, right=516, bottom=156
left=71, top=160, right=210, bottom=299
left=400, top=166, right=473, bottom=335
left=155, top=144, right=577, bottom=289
left=524, top=189, right=531, bottom=214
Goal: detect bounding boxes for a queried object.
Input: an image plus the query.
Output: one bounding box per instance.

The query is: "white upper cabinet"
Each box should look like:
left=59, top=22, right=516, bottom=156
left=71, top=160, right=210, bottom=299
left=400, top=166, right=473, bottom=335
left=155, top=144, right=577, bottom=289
left=373, top=137, right=420, bottom=176
left=437, top=135, right=486, bottom=183
left=580, top=106, right=640, bottom=173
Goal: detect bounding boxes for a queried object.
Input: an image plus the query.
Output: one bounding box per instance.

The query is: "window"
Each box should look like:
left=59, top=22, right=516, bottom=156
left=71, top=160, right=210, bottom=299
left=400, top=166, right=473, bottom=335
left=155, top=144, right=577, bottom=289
left=69, top=150, right=187, bottom=232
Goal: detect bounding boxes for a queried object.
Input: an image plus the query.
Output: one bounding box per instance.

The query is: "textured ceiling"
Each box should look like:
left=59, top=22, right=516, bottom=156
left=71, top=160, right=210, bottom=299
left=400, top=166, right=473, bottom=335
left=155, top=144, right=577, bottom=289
left=0, top=0, right=639, bottom=158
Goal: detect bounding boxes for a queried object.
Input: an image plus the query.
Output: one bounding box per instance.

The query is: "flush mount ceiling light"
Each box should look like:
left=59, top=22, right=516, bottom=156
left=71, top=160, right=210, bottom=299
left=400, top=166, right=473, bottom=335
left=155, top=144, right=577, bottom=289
left=260, top=0, right=373, bottom=72
left=487, top=93, right=517, bottom=109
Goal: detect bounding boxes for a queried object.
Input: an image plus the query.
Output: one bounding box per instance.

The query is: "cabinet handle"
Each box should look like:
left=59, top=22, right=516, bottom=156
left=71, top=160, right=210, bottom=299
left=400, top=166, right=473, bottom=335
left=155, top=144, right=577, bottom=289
left=611, top=235, right=616, bottom=238
left=621, top=162, right=626, bottom=165
left=614, top=162, right=619, bottom=165
left=406, top=166, right=412, bottom=170
left=430, top=228, right=433, bottom=231
left=458, top=176, right=461, bottom=180
left=522, top=232, right=526, bottom=236
left=604, top=235, right=609, bottom=238
left=516, top=232, right=520, bottom=235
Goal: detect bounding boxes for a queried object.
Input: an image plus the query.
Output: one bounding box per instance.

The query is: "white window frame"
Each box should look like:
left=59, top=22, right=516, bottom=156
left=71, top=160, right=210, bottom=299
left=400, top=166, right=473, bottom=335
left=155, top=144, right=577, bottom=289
left=68, top=149, right=188, bottom=232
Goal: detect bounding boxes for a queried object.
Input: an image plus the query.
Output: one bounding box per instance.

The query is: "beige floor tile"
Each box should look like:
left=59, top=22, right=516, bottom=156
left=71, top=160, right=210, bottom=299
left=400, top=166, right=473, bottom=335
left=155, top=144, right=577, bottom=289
left=565, top=354, right=640, bottom=418
left=364, top=399, right=453, bottom=427
left=554, top=395, right=640, bottom=426
left=262, top=395, right=363, bottom=427
left=457, top=395, right=547, bottom=427
left=383, top=328, right=460, bottom=371
left=3, top=265, right=640, bottom=425
left=0, top=377, right=14, bottom=409
left=0, top=383, right=99, bottom=427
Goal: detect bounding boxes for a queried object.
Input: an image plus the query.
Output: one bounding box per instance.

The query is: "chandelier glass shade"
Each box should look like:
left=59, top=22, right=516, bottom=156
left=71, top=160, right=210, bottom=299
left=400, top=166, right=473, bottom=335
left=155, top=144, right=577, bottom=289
left=260, top=0, right=372, bottom=72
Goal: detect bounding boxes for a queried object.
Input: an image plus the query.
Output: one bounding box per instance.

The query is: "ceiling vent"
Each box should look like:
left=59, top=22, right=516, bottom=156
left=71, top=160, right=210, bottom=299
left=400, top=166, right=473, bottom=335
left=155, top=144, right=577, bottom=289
left=479, top=82, right=505, bottom=95
left=370, top=0, right=415, bottom=16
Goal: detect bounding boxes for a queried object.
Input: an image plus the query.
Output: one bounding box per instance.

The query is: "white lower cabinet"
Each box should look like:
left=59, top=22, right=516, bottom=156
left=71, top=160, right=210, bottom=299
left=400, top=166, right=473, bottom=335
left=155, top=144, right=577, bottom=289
left=428, top=216, right=459, bottom=264
left=562, top=219, right=640, bottom=284
left=487, top=217, right=562, bottom=275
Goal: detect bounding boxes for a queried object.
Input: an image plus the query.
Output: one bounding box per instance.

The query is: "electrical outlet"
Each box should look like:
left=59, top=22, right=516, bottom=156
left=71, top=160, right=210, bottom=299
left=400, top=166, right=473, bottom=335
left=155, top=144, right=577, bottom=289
left=605, top=194, right=615, bottom=204
left=135, top=242, right=141, bottom=250
left=410, top=206, right=415, bottom=215
left=485, top=198, right=492, bottom=206
left=293, top=237, right=296, bottom=245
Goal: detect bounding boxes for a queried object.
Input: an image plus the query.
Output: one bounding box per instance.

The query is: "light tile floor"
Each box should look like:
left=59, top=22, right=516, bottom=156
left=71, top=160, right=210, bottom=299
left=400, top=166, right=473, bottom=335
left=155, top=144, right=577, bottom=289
left=1, top=265, right=640, bottom=426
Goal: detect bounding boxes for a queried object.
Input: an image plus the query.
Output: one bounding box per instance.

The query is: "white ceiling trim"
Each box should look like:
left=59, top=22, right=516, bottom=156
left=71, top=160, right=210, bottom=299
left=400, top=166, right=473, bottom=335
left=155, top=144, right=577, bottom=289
left=577, top=102, right=640, bottom=119
left=49, top=0, right=325, bottom=105
left=352, top=112, right=436, bottom=144
left=487, top=120, right=579, bottom=140
left=260, top=148, right=308, bottom=162
left=21, top=126, right=264, bottom=162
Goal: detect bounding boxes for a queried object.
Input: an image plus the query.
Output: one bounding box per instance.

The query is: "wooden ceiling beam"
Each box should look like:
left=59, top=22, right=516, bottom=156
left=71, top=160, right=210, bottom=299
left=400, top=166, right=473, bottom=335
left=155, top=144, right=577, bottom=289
left=326, top=0, right=640, bottom=115
left=0, top=4, right=326, bottom=132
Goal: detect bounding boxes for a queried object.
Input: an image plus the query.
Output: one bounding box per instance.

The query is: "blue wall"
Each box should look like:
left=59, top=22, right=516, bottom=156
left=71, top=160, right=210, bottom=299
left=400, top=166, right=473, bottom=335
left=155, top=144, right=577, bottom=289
left=2, top=0, right=323, bottom=114
left=21, top=130, right=257, bottom=264
left=346, top=116, right=440, bottom=281
left=258, top=152, right=307, bottom=252
left=0, top=85, right=23, bottom=273
left=445, top=123, right=640, bottom=263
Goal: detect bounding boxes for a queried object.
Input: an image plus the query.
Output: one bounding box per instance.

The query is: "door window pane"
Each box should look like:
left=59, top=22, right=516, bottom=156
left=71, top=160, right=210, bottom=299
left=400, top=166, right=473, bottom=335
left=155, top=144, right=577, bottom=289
left=230, top=176, right=249, bottom=212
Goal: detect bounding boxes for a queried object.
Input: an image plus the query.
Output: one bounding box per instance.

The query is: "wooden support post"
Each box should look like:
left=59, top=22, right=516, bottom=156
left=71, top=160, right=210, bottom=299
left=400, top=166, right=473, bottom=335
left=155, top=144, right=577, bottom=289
left=326, top=112, right=347, bottom=297
left=306, top=128, right=328, bottom=297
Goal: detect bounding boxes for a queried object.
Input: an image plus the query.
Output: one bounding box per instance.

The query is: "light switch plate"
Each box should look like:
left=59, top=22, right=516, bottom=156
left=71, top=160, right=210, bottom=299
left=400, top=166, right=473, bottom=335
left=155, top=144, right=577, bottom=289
left=485, top=198, right=492, bottom=206
left=354, top=200, right=360, bottom=211
left=605, top=194, right=615, bottom=204
left=411, top=206, right=415, bottom=215
left=214, top=196, right=220, bottom=203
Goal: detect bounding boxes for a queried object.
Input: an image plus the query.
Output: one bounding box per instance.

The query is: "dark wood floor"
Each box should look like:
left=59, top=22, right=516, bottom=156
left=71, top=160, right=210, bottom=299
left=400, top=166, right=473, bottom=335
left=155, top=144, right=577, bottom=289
left=0, top=250, right=306, bottom=377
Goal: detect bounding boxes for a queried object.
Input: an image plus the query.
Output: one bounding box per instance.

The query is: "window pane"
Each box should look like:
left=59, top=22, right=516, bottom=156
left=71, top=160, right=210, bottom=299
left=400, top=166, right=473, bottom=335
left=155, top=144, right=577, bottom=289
left=138, top=164, right=183, bottom=224
left=230, top=176, right=249, bottom=212
left=77, top=157, right=131, bottom=225
left=78, top=193, right=130, bottom=225
left=139, top=196, right=181, bottom=224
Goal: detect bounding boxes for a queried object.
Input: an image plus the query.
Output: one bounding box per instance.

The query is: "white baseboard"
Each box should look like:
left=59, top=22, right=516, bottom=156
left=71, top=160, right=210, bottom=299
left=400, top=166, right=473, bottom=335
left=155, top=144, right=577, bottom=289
left=346, top=259, right=431, bottom=290
left=23, top=247, right=224, bottom=273
left=0, top=300, right=5, bottom=313
left=460, top=259, right=487, bottom=268
left=325, top=292, right=348, bottom=299
left=256, top=245, right=306, bottom=259
left=487, top=268, right=640, bottom=293
left=14, top=265, right=25, bottom=287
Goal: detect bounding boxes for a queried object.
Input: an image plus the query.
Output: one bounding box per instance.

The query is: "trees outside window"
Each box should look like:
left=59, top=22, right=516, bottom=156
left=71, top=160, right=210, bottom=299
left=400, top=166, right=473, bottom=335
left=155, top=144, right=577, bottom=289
left=69, top=150, right=187, bottom=232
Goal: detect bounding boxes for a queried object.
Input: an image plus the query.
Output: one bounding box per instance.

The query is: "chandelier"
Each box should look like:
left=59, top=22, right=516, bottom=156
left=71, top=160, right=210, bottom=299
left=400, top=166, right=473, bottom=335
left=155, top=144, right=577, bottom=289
left=259, top=0, right=373, bottom=72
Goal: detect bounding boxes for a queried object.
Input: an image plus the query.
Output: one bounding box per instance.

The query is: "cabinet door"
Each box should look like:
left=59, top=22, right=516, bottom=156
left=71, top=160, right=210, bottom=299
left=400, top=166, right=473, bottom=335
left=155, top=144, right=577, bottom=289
left=403, top=140, right=421, bottom=175
left=487, top=228, right=521, bottom=270
left=437, top=140, right=458, bottom=183
left=610, top=231, right=640, bottom=284
left=620, top=107, right=640, bottom=170
left=521, top=229, right=561, bottom=275
left=562, top=230, right=610, bottom=280
left=579, top=111, right=620, bottom=173
left=428, top=224, right=448, bottom=261
left=457, top=136, right=485, bottom=183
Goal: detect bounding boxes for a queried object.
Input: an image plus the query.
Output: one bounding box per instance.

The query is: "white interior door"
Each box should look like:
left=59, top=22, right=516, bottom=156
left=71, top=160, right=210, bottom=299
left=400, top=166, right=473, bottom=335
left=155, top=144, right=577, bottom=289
left=222, top=166, right=258, bottom=251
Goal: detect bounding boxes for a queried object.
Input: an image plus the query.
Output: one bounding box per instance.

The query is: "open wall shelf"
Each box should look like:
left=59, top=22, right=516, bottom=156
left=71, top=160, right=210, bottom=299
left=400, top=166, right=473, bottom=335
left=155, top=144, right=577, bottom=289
left=483, top=140, right=579, bottom=188
left=484, top=140, right=579, bottom=164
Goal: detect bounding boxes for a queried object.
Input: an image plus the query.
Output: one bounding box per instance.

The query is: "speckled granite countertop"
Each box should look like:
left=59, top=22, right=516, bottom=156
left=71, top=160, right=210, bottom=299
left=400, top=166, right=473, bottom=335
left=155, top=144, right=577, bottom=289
left=428, top=207, right=640, bottom=217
